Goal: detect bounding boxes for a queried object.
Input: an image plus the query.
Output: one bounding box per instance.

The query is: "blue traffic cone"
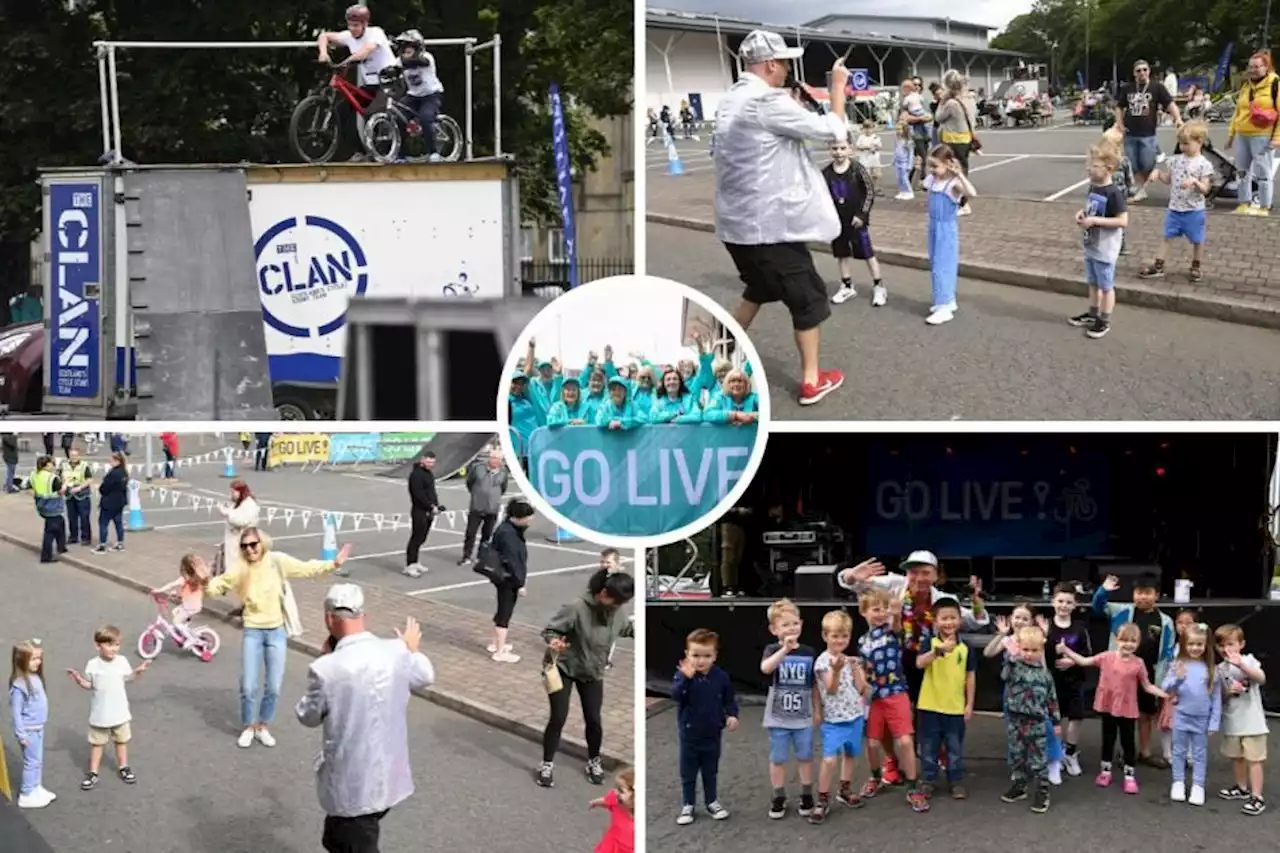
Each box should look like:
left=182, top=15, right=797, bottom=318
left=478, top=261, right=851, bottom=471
left=126, top=481, right=152, bottom=532
left=551, top=526, right=581, bottom=544
left=320, top=513, right=338, bottom=561
left=665, top=127, right=685, bottom=176
left=220, top=450, right=236, bottom=479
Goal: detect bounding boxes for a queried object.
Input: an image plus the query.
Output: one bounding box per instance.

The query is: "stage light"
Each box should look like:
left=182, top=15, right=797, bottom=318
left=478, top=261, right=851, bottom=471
left=1068, top=446, right=1077, bottom=455
left=945, top=446, right=953, bottom=455
left=1155, top=467, right=1166, bottom=477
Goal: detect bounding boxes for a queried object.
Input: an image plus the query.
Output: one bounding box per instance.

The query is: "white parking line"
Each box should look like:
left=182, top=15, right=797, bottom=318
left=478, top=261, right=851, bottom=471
left=154, top=520, right=223, bottom=531
left=967, top=154, right=1030, bottom=174
left=343, top=543, right=456, bottom=563
left=1044, top=177, right=1092, bottom=202
left=406, top=562, right=606, bottom=595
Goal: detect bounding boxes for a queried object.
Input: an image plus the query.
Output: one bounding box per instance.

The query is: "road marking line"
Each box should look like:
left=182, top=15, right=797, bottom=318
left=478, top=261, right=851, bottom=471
left=406, top=561, right=625, bottom=595
left=154, top=520, right=223, bottom=531
left=967, top=154, right=1030, bottom=174
left=344, top=544, right=456, bottom=562
left=270, top=526, right=394, bottom=542
left=1044, top=177, right=1092, bottom=202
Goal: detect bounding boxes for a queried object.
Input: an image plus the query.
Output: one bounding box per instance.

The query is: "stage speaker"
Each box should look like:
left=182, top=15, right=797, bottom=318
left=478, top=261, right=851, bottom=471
left=337, top=296, right=547, bottom=421
left=1103, top=563, right=1163, bottom=601
left=795, top=564, right=838, bottom=600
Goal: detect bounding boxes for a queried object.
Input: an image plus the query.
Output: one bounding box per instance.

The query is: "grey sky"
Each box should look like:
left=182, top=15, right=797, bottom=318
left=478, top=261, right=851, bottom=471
left=648, top=0, right=1034, bottom=32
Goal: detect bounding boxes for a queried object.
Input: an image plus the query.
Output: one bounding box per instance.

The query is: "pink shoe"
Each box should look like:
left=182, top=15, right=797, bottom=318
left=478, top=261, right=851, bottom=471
left=1095, top=770, right=1113, bottom=787
left=1122, top=775, right=1139, bottom=795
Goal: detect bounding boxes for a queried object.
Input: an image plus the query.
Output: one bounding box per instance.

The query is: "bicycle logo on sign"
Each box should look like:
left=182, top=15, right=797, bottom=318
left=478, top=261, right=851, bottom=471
left=1054, top=479, right=1098, bottom=523
left=442, top=271, right=478, bottom=297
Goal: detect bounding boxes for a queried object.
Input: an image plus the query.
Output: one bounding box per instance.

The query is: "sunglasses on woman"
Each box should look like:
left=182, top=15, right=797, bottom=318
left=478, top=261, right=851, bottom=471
left=240, top=539, right=262, bottom=552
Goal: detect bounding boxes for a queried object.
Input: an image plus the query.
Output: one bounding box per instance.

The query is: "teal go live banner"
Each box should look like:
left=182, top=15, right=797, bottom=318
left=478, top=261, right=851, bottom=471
left=527, top=424, right=759, bottom=536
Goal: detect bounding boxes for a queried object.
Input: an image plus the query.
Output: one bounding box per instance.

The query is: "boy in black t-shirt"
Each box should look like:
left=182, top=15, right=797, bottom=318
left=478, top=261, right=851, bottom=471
left=1047, top=583, right=1093, bottom=776
left=824, top=138, right=886, bottom=307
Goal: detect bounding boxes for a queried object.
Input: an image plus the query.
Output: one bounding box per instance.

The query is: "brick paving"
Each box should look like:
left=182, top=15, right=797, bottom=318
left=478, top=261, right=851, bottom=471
left=0, top=494, right=633, bottom=766
left=649, top=170, right=1280, bottom=327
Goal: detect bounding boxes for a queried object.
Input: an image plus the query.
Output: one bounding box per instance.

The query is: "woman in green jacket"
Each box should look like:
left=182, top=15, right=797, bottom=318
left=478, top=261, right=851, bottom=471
left=536, top=572, right=635, bottom=789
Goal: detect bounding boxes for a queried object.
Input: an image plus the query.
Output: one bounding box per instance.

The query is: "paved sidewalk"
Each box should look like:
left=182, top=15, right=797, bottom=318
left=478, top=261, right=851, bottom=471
left=0, top=495, right=633, bottom=766
left=649, top=173, right=1280, bottom=329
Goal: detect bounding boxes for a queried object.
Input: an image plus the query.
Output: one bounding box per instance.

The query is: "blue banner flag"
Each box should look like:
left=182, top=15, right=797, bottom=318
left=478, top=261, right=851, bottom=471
left=48, top=181, right=102, bottom=401
left=1213, top=42, right=1235, bottom=93
left=863, top=442, right=1109, bottom=557
left=528, top=424, right=759, bottom=536
left=549, top=83, right=579, bottom=289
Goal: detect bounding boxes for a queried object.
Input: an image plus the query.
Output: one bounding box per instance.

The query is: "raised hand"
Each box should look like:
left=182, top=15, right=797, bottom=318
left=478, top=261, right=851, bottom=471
left=839, top=558, right=885, bottom=587
left=604, top=345, right=613, bottom=361
left=969, top=575, right=984, bottom=599
left=677, top=655, right=696, bottom=679
left=1102, top=575, right=1120, bottom=592
left=995, top=614, right=1011, bottom=635
left=1035, top=615, right=1050, bottom=635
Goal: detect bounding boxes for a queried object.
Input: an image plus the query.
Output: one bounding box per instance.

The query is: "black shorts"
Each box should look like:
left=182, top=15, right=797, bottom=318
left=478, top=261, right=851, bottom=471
left=912, top=133, right=930, bottom=161
left=723, top=242, right=831, bottom=331
left=1052, top=676, right=1086, bottom=721
left=832, top=225, right=874, bottom=260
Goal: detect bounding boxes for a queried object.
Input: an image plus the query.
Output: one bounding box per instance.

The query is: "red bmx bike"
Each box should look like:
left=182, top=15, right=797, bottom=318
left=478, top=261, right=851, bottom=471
left=289, top=62, right=462, bottom=164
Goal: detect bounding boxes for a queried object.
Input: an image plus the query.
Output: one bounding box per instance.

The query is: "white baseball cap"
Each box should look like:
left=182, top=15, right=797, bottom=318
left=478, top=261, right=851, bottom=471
left=739, top=30, right=804, bottom=65
left=324, top=583, right=364, bottom=614
left=900, top=550, right=940, bottom=570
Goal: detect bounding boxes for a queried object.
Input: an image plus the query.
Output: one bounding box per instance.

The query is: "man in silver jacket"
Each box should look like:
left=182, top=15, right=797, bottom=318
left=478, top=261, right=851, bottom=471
left=296, top=583, right=435, bottom=853
left=714, top=29, right=851, bottom=408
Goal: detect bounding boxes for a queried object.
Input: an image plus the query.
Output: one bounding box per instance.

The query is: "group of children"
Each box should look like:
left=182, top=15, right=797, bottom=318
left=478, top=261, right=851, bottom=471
left=1070, top=120, right=1217, bottom=339
left=672, top=574, right=1270, bottom=826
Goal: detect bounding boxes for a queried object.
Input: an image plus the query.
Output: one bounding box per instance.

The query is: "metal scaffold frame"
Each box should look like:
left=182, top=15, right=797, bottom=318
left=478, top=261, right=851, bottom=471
left=94, top=35, right=503, bottom=164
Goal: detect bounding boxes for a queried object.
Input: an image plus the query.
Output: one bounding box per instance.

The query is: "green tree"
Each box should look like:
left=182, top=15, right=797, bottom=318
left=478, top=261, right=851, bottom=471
left=0, top=0, right=632, bottom=255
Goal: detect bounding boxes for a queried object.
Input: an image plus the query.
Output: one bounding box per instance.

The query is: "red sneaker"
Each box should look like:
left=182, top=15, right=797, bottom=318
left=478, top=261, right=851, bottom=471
left=882, top=755, right=902, bottom=786
left=798, top=369, right=845, bottom=406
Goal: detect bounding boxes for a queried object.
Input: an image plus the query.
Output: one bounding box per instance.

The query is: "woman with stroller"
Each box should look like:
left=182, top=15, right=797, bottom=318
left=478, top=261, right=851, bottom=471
left=1225, top=49, right=1280, bottom=216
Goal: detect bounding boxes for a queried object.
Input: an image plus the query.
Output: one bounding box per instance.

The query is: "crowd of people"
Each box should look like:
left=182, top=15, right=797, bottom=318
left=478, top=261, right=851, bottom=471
left=7, top=448, right=638, bottom=852
left=506, top=334, right=760, bottom=461
left=670, top=552, right=1270, bottom=826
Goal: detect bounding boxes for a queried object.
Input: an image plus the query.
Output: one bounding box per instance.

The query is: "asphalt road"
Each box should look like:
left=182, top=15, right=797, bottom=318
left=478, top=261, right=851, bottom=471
left=646, top=703, right=1279, bottom=853
left=11, top=434, right=633, bottom=636
left=647, top=224, right=1280, bottom=420
left=0, top=541, right=610, bottom=853
left=648, top=119, right=1250, bottom=207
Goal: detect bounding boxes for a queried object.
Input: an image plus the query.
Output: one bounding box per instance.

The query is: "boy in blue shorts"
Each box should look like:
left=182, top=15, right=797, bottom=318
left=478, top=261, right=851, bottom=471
left=1069, top=142, right=1129, bottom=340
left=915, top=598, right=978, bottom=801
left=760, top=598, right=818, bottom=819
left=1139, top=121, right=1214, bottom=284
left=809, top=610, right=871, bottom=824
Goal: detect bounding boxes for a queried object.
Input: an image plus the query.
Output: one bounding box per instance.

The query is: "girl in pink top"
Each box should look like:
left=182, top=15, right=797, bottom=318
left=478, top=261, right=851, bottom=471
left=592, top=766, right=634, bottom=853
left=1057, top=623, right=1168, bottom=794
left=153, top=554, right=210, bottom=650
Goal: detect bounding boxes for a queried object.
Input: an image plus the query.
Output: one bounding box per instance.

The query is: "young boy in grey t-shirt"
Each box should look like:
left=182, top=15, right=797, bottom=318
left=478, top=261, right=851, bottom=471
left=1069, top=142, right=1129, bottom=340
left=760, top=599, right=817, bottom=820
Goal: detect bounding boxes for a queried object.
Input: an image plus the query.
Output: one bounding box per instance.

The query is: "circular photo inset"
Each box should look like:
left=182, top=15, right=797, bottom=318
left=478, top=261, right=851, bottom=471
left=499, top=275, right=771, bottom=547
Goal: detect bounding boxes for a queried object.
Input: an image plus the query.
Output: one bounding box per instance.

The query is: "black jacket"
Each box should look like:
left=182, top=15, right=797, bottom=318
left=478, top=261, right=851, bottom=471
left=823, top=161, right=875, bottom=226
left=98, top=467, right=128, bottom=513
left=408, top=465, right=440, bottom=512
left=1, top=434, right=17, bottom=465
left=490, top=519, right=528, bottom=587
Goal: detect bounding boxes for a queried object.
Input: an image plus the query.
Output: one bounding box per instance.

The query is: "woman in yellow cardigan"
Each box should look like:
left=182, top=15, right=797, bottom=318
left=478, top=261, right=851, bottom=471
left=0, top=731, right=11, bottom=800
left=205, top=527, right=351, bottom=749
left=1226, top=49, right=1280, bottom=215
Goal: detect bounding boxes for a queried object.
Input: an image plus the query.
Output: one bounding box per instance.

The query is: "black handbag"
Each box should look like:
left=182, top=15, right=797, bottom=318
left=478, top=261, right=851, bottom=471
left=472, top=540, right=509, bottom=584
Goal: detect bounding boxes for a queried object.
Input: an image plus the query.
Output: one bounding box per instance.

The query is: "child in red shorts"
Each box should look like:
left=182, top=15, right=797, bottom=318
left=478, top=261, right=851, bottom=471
left=857, top=587, right=925, bottom=811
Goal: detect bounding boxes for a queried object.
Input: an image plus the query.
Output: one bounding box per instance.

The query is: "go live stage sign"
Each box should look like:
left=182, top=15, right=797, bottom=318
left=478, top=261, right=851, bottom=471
left=528, top=424, right=759, bottom=536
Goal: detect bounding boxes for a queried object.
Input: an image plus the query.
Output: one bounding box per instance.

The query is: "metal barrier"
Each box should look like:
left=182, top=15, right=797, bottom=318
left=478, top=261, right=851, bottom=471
left=94, top=35, right=503, bottom=163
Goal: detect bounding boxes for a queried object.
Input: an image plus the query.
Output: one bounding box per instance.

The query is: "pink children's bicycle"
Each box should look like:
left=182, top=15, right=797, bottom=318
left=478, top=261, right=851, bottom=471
left=138, top=592, right=221, bottom=663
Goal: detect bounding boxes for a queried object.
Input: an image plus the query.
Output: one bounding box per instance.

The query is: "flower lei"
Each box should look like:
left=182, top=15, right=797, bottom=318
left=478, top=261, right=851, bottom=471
left=900, top=587, right=934, bottom=653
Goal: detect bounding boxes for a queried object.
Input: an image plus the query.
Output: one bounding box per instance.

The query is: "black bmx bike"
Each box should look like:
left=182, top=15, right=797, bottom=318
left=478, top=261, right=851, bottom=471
left=362, top=66, right=463, bottom=164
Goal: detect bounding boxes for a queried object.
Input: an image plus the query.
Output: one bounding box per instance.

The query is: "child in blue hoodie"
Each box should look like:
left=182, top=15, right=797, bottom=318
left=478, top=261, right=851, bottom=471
left=672, top=628, right=739, bottom=825
left=1161, top=622, right=1221, bottom=806
left=9, top=639, right=54, bottom=808
left=595, top=378, right=645, bottom=430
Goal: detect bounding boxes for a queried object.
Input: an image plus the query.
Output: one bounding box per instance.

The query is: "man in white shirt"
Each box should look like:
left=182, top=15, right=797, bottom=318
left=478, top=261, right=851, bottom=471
left=317, top=5, right=396, bottom=160
left=714, top=30, right=850, bottom=409
left=297, top=584, right=435, bottom=853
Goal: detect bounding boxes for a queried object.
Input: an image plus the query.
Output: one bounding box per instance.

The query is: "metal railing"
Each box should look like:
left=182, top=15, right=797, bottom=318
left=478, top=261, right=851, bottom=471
left=94, top=35, right=502, bottom=164
left=520, top=257, right=634, bottom=297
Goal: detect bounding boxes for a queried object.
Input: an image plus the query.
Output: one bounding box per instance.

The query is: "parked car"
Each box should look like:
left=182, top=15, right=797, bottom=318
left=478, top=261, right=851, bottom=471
left=0, top=323, right=44, bottom=414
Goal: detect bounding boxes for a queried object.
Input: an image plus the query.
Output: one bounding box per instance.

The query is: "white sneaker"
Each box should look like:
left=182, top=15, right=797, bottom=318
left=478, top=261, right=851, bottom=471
left=707, top=800, right=730, bottom=820
left=677, top=804, right=695, bottom=825
left=831, top=284, right=856, bottom=304
left=402, top=563, right=426, bottom=578
left=486, top=643, right=514, bottom=654
left=925, top=308, right=955, bottom=325
left=254, top=728, right=277, bottom=748
left=1048, top=760, right=1063, bottom=786
left=871, top=284, right=887, bottom=306
left=237, top=727, right=255, bottom=748
left=958, top=204, right=973, bottom=216
left=1171, top=780, right=1186, bottom=802
left=492, top=650, right=521, bottom=663
left=17, top=790, right=50, bottom=809
left=1132, top=187, right=1148, bottom=202
left=1063, top=752, right=1082, bottom=776
left=1189, top=784, right=1205, bottom=806
left=35, top=786, right=56, bottom=803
